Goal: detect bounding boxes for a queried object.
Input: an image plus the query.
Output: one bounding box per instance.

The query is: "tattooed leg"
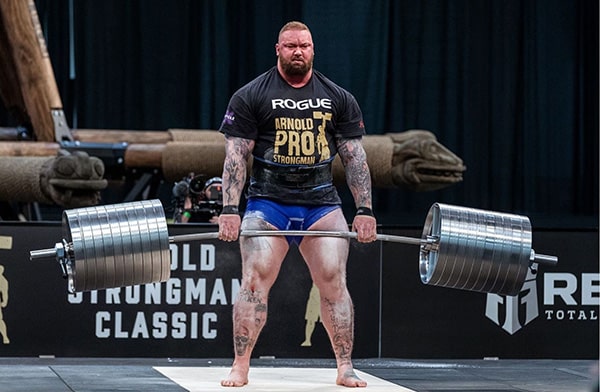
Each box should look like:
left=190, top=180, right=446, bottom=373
left=322, top=296, right=367, bottom=387
left=221, top=217, right=288, bottom=387
left=299, top=209, right=367, bottom=387
left=221, top=288, right=268, bottom=387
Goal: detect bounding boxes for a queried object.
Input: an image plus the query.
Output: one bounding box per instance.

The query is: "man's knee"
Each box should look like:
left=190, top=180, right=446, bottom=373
left=314, top=276, right=347, bottom=299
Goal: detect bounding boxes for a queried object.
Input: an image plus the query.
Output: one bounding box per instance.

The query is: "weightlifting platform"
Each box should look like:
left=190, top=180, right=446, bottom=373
left=0, top=357, right=596, bottom=391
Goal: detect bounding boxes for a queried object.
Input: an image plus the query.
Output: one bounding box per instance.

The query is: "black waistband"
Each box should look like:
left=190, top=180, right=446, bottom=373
left=251, top=159, right=333, bottom=189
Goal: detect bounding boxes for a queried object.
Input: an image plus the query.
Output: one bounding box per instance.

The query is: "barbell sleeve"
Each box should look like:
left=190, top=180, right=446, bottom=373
left=531, top=250, right=559, bottom=266
left=30, top=247, right=59, bottom=260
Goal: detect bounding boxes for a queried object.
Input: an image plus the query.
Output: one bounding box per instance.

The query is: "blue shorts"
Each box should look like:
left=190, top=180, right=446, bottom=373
left=244, top=198, right=340, bottom=245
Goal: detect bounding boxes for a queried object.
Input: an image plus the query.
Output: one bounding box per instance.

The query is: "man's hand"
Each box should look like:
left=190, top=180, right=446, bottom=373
left=218, top=214, right=241, bottom=241
left=352, top=215, right=377, bottom=243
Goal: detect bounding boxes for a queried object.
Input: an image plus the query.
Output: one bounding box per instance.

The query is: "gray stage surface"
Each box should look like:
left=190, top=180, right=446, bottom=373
left=0, top=357, right=597, bottom=392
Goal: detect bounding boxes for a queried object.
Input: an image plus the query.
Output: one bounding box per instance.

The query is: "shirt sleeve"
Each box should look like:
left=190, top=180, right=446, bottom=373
left=333, top=91, right=366, bottom=139
left=219, top=91, right=259, bottom=140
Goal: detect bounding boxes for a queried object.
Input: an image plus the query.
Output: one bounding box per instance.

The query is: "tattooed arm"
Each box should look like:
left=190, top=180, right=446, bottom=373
left=337, top=136, right=377, bottom=243
left=222, top=135, right=254, bottom=206
left=336, top=137, right=372, bottom=209
left=218, top=135, right=254, bottom=241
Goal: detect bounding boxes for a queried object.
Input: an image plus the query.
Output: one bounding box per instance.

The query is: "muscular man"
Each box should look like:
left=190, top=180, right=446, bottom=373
left=218, top=21, right=377, bottom=388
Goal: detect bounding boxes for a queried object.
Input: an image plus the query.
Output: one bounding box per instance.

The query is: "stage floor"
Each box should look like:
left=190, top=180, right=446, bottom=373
left=0, top=357, right=596, bottom=392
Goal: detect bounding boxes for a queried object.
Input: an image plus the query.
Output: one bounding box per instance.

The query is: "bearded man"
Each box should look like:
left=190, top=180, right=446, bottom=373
left=217, top=21, right=376, bottom=388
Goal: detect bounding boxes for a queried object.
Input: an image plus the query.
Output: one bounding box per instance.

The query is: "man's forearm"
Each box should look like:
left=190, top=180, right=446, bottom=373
left=222, top=135, right=253, bottom=207
left=337, top=137, right=372, bottom=209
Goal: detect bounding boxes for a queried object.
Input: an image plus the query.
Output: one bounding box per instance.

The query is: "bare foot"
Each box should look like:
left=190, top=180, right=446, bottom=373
left=220, top=366, right=249, bottom=387
left=336, top=368, right=367, bottom=388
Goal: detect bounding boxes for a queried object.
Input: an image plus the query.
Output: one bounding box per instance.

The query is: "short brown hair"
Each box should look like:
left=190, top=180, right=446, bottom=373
left=278, top=21, right=311, bottom=41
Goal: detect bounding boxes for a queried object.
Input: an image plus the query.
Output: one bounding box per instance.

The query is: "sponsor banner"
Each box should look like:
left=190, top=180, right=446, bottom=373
left=0, top=223, right=379, bottom=358
left=381, top=228, right=599, bottom=359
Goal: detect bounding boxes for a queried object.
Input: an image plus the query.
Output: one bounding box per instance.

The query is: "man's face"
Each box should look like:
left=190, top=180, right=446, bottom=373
left=276, top=29, right=314, bottom=76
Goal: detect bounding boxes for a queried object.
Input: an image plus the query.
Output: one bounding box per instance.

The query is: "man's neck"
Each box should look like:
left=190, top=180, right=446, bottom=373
left=277, top=63, right=312, bottom=88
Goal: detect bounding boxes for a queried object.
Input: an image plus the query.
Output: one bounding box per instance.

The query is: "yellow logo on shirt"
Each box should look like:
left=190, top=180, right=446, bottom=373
left=273, top=111, right=332, bottom=164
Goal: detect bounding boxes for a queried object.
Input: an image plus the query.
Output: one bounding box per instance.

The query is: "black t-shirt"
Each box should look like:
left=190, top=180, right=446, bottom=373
left=219, top=66, right=365, bottom=205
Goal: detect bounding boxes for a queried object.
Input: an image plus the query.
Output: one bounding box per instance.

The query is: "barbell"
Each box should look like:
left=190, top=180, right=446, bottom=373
left=29, top=199, right=557, bottom=296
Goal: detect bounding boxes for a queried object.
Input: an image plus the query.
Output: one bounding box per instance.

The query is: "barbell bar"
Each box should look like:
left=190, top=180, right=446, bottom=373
left=169, top=230, right=432, bottom=247
left=29, top=199, right=557, bottom=296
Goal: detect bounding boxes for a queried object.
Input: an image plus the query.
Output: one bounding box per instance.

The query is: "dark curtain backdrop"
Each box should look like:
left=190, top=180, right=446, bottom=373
left=4, top=0, right=598, bottom=226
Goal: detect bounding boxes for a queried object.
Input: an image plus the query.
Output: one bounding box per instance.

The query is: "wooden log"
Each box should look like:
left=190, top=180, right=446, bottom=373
left=0, top=141, right=59, bottom=156
left=0, top=156, right=52, bottom=203
left=168, top=129, right=225, bottom=142
left=124, top=143, right=165, bottom=168
left=0, top=0, right=64, bottom=142
left=72, top=129, right=172, bottom=144
left=71, top=129, right=225, bottom=144
left=161, top=141, right=226, bottom=181
left=0, top=13, right=29, bottom=126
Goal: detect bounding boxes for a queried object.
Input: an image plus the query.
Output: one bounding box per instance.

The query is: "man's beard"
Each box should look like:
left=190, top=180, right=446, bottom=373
left=280, top=56, right=313, bottom=76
